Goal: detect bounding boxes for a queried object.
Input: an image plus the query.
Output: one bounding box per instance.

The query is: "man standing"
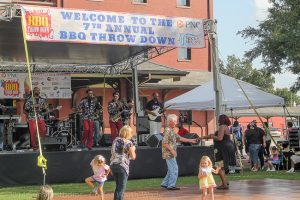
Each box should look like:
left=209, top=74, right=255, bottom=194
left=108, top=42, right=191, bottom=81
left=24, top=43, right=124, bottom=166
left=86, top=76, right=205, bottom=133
left=108, top=92, right=123, bottom=142
left=161, top=114, right=198, bottom=190
left=24, top=87, right=48, bottom=151
left=78, top=89, right=101, bottom=150
left=145, top=92, right=164, bottom=135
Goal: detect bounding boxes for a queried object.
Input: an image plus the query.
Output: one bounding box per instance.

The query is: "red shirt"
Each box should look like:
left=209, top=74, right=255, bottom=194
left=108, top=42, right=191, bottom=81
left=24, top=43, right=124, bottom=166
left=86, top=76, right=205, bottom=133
left=178, top=127, right=189, bottom=137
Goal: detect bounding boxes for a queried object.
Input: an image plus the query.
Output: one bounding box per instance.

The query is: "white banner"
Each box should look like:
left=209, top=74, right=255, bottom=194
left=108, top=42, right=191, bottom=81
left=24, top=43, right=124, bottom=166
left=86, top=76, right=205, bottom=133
left=21, top=6, right=205, bottom=48
left=0, top=73, right=71, bottom=99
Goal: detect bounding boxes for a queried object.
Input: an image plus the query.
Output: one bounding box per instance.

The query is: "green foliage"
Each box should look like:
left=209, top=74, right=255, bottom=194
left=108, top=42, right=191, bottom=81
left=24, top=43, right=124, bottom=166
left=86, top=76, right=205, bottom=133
left=238, top=0, right=300, bottom=90
left=273, top=88, right=300, bottom=106
left=219, top=55, right=275, bottom=92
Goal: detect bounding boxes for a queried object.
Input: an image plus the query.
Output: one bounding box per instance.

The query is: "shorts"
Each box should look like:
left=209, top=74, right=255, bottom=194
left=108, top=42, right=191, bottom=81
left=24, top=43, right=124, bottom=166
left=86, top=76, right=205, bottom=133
left=92, top=177, right=105, bottom=186
left=271, top=160, right=280, bottom=165
left=290, top=155, right=300, bottom=164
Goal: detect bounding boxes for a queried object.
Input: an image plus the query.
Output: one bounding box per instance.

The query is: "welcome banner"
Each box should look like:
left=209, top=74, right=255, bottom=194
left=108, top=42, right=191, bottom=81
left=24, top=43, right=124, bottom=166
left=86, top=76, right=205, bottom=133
left=21, top=6, right=205, bottom=48
left=0, top=73, right=71, bottom=99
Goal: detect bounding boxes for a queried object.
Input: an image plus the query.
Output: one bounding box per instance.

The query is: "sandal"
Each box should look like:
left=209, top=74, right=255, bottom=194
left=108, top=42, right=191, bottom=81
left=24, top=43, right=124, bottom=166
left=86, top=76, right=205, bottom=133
left=216, top=185, right=229, bottom=190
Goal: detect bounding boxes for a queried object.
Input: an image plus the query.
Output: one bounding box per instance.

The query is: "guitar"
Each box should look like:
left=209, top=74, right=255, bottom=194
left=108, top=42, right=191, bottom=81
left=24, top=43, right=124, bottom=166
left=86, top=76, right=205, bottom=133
left=147, top=104, right=173, bottom=121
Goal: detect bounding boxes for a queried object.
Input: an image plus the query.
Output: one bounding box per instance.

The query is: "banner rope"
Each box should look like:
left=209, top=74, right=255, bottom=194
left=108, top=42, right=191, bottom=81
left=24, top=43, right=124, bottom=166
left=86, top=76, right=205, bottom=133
left=21, top=16, right=47, bottom=185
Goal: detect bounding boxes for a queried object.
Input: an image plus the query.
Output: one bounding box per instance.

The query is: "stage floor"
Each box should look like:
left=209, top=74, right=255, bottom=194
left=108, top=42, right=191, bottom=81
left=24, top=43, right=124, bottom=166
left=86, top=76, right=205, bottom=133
left=52, top=179, right=300, bottom=200
left=0, top=146, right=214, bottom=186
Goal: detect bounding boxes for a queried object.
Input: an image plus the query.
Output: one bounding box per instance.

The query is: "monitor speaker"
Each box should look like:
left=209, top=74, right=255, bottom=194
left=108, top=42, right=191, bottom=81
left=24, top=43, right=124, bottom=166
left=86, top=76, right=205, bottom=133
left=99, top=134, right=112, bottom=146
left=146, top=133, right=163, bottom=148
left=41, top=136, right=67, bottom=151
left=182, top=133, right=199, bottom=146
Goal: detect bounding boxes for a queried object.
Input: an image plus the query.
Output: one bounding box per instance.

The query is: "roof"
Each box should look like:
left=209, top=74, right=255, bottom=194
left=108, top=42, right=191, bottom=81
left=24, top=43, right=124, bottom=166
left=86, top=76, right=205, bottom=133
left=165, top=74, right=285, bottom=110
left=140, top=70, right=213, bottom=89
left=226, top=106, right=300, bottom=118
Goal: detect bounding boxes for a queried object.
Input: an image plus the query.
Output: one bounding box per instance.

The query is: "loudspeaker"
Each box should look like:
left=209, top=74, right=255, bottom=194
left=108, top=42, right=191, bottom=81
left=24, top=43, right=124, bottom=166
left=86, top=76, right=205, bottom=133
left=99, top=134, right=112, bottom=146
left=41, top=136, right=67, bottom=152
left=146, top=134, right=163, bottom=148
left=136, top=116, right=150, bottom=134
left=182, top=133, right=199, bottom=146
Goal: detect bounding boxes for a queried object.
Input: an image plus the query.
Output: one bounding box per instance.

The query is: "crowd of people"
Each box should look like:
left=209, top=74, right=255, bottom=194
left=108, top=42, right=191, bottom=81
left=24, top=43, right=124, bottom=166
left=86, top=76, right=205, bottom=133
left=2, top=87, right=299, bottom=200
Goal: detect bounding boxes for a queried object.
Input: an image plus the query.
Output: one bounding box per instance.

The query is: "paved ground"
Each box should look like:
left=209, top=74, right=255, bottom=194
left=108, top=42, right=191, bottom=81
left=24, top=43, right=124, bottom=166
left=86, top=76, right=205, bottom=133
left=54, top=179, right=300, bottom=200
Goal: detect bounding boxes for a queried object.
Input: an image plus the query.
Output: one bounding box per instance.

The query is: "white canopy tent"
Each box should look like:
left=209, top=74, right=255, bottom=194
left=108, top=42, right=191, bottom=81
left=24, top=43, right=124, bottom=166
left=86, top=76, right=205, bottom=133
left=165, top=74, right=285, bottom=110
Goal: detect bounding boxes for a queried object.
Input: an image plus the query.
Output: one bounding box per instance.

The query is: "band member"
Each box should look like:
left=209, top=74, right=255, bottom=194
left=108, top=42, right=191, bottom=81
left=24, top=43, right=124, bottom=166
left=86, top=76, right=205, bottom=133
left=93, top=102, right=103, bottom=147
left=0, top=101, right=7, bottom=151
left=145, top=92, right=164, bottom=135
left=24, top=87, right=48, bottom=151
left=77, top=89, right=101, bottom=150
left=121, top=99, right=134, bottom=126
left=108, top=92, right=123, bottom=142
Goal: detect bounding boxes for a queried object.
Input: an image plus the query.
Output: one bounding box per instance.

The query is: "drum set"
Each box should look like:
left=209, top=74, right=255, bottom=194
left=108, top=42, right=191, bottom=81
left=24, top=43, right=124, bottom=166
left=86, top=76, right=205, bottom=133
left=45, top=112, right=81, bottom=148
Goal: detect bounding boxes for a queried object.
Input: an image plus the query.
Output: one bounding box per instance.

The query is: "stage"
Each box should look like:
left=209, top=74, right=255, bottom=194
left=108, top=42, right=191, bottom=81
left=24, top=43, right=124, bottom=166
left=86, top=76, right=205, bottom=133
left=0, top=146, right=214, bottom=187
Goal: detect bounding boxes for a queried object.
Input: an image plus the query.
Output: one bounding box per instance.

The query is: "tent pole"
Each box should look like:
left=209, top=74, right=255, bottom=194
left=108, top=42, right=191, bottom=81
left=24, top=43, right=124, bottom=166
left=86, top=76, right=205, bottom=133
left=208, top=21, right=222, bottom=126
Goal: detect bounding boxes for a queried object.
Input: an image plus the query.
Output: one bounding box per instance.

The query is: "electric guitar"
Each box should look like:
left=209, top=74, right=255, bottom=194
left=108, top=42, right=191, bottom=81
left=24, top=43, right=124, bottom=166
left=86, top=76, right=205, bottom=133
left=147, top=104, right=173, bottom=121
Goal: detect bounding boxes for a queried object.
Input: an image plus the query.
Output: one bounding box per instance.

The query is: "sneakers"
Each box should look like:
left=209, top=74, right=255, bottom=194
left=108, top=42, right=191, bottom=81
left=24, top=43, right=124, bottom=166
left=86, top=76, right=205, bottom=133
left=161, top=185, right=167, bottom=189
left=270, top=168, right=276, bottom=172
left=286, top=168, right=295, bottom=173
left=167, top=187, right=180, bottom=190
left=92, top=187, right=98, bottom=195
left=266, top=168, right=271, bottom=172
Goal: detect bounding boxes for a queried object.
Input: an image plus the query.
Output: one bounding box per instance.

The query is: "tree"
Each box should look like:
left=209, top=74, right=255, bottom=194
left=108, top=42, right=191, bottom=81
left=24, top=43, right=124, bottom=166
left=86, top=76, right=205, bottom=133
left=273, top=88, right=300, bottom=106
left=238, top=0, right=300, bottom=90
left=219, top=55, right=275, bottom=92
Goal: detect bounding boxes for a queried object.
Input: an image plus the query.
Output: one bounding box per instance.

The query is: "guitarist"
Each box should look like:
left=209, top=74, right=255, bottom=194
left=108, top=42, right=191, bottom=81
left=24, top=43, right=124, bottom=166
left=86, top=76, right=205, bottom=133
left=108, top=92, right=124, bottom=142
left=145, top=92, right=165, bottom=135
left=24, top=87, right=48, bottom=151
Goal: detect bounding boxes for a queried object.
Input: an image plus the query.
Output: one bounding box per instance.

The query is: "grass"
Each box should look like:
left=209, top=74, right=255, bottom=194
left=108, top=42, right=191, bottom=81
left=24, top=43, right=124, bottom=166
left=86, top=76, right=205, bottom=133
left=1, top=169, right=300, bottom=200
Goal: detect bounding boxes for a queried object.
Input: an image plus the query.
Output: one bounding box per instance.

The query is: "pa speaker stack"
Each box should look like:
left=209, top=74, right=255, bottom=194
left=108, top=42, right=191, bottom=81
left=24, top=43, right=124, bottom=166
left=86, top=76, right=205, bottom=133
left=146, top=133, right=163, bottom=148
left=99, top=134, right=112, bottom=147
left=41, top=136, right=67, bottom=152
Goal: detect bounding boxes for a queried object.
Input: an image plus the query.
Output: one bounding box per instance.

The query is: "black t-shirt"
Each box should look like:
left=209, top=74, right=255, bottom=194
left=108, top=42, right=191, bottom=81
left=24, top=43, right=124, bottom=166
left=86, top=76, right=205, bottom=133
left=245, top=128, right=265, bottom=144
left=145, top=99, right=163, bottom=122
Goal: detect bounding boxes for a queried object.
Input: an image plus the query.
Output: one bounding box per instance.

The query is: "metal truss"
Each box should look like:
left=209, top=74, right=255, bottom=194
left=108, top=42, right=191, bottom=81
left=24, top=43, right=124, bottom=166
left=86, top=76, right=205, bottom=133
left=110, top=46, right=175, bottom=74
left=0, top=1, right=15, bottom=21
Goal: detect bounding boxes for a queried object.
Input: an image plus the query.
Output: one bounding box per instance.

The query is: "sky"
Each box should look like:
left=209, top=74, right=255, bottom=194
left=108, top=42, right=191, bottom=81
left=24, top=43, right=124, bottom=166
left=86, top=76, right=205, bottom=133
left=214, top=0, right=298, bottom=89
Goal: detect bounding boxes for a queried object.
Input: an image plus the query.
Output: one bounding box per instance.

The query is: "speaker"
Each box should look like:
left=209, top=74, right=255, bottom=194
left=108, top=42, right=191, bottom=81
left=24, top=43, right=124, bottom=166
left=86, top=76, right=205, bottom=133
left=146, top=134, right=163, bottom=148
left=99, top=134, right=112, bottom=146
left=136, top=116, right=150, bottom=134
left=41, top=136, right=67, bottom=152
left=182, top=133, right=199, bottom=146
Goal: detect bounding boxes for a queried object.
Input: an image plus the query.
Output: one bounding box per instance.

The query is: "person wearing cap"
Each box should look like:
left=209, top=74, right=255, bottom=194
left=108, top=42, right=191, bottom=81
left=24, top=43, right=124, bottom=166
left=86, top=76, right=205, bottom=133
left=108, top=92, right=124, bottom=142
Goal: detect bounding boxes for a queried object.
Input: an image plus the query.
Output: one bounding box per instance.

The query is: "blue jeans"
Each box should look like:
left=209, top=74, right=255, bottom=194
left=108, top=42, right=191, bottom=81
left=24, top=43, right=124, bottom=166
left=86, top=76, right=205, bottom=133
left=249, top=144, right=261, bottom=165
left=93, top=120, right=102, bottom=144
left=161, top=157, right=178, bottom=188
left=111, top=164, right=128, bottom=200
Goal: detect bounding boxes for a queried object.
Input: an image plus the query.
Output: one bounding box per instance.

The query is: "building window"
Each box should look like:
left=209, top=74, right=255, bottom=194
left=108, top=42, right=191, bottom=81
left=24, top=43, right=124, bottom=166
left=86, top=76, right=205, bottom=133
left=133, top=0, right=147, bottom=3
left=177, top=0, right=190, bottom=7
left=178, top=48, right=191, bottom=61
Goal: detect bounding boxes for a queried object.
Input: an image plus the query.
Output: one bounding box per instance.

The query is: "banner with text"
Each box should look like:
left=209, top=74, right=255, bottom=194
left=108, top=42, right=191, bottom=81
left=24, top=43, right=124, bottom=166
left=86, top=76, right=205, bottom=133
left=0, top=73, right=71, bottom=99
left=21, top=6, right=205, bottom=48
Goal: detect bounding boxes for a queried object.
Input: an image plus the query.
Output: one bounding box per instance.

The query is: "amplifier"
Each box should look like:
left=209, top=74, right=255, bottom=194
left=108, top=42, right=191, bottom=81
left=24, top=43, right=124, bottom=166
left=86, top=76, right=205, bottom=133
left=41, top=136, right=67, bottom=151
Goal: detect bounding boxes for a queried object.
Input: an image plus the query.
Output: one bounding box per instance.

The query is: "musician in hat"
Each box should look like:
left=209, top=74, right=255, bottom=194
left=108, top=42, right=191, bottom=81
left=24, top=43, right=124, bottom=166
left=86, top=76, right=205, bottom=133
left=108, top=92, right=124, bottom=142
